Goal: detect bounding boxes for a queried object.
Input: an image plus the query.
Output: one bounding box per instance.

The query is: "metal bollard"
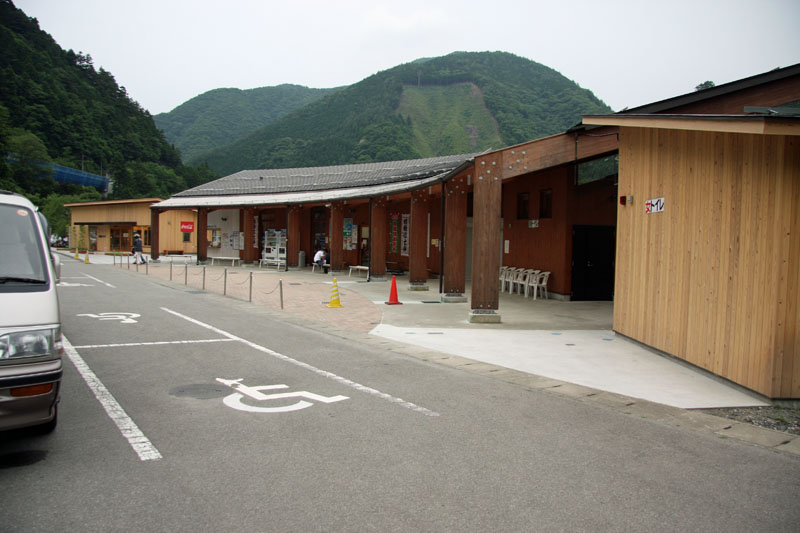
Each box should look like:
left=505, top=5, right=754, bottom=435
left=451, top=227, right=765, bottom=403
left=223, top=268, right=227, bottom=296
left=169, top=262, right=173, bottom=281
left=249, top=272, right=253, bottom=302
left=185, top=264, right=188, bottom=285
left=279, top=279, right=284, bottom=310
left=202, top=266, right=206, bottom=290
left=127, top=254, right=130, bottom=269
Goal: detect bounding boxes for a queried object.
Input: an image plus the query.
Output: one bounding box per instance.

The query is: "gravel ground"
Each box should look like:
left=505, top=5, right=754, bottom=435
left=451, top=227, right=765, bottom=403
left=700, top=406, right=800, bottom=436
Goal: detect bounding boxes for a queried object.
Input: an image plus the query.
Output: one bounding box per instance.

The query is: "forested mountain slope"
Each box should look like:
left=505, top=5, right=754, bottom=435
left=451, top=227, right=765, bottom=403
left=0, top=0, right=216, bottom=234
left=192, top=52, right=612, bottom=175
left=154, top=85, right=339, bottom=162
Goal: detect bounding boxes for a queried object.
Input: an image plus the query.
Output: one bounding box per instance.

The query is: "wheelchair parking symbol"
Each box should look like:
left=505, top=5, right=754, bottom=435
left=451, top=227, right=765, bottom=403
left=216, top=378, right=349, bottom=413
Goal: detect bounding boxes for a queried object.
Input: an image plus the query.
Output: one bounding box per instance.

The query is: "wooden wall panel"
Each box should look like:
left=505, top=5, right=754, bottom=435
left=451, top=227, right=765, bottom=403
left=614, top=126, right=800, bottom=398
left=157, top=210, right=197, bottom=254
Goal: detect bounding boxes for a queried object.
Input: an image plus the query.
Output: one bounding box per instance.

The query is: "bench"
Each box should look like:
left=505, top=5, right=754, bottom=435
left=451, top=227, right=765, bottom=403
left=259, top=258, right=286, bottom=270
left=164, top=254, right=192, bottom=264
left=311, top=262, right=330, bottom=273
left=210, top=256, right=240, bottom=266
left=348, top=265, right=369, bottom=277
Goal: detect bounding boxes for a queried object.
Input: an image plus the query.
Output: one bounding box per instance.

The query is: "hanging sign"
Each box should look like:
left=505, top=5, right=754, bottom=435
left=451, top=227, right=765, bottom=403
left=390, top=213, right=400, bottom=253
left=180, top=221, right=195, bottom=232
left=401, top=214, right=410, bottom=257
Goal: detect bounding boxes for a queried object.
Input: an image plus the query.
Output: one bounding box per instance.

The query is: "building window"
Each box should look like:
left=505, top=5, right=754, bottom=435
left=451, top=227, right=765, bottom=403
left=183, top=231, right=191, bottom=243
left=539, top=189, right=553, bottom=219
left=517, top=192, right=530, bottom=219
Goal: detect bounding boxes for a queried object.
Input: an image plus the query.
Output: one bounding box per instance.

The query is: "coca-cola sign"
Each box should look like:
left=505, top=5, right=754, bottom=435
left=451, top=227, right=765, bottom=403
left=180, top=221, right=195, bottom=232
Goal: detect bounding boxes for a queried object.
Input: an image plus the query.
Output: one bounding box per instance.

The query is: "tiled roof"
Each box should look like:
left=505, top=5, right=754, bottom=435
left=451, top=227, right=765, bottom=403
left=174, top=153, right=478, bottom=198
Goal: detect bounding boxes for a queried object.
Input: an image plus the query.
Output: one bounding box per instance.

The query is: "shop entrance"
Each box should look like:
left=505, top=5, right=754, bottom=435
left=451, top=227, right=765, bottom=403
left=110, top=226, right=133, bottom=253
left=571, top=225, right=615, bottom=301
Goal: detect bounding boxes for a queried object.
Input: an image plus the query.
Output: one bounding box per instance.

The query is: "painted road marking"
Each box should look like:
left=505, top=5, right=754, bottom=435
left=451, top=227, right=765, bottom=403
left=78, top=312, right=141, bottom=324
left=162, top=307, right=439, bottom=417
left=73, top=338, right=237, bottom=349
left=62, top=336, right=162, bottom=461
left=216, top=378, right=349, bottom=413
left=58, top=282, right=94, bottom=287
left=83, top=274, right=115, bottom=288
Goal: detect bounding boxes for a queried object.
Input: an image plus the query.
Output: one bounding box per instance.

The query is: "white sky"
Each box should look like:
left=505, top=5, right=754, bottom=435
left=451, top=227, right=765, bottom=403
left=13, top=0, right=800, bottom=115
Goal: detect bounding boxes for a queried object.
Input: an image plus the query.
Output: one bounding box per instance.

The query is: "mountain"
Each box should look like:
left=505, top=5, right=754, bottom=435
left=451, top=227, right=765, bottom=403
left=0, top=0, right=216, bottom=234
left=191, top=51, right=613, bottom=175
left=154, top=85, right=339, bottom=162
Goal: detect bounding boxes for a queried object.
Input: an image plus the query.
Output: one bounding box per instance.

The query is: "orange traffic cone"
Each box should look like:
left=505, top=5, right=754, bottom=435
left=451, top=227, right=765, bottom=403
left=327, top=277, right=343, bottom=308
left=385, top=275, right=402, bottom=305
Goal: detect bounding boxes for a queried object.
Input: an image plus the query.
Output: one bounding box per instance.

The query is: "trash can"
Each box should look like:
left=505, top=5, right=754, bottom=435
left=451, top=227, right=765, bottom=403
left=298, top=250, right=306, bottom=268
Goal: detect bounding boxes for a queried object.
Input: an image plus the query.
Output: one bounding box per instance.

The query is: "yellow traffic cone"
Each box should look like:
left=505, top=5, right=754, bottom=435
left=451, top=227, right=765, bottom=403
left=327, top=277, right=343, bottom=308
left=73, top=248, right=79, bottom=260
left=84, top=250, right=90, bottom=264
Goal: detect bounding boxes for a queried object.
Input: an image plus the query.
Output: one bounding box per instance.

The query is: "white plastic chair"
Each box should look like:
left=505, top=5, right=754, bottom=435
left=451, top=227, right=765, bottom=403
left=501, top=267, right=518, bottom=293
left=512, top=269, right=533, bottom=295
left=499, top=266, right=510, bottom=293
left=534, top=271, right=550, bottom=300
left=524, top=270, right=541, bottom=298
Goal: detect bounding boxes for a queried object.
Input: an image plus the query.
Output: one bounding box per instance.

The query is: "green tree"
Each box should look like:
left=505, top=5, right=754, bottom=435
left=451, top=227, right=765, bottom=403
left=695, top=81, right=715, bottom=91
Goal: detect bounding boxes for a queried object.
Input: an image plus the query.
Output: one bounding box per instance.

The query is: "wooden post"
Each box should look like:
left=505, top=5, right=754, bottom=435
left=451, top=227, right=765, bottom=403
left=197, top=208, right=208, bottom=262
left=288, top=206, right=302, bottom=267
left=242, top=207, right=258, bottom=263
left=370, top=198, right=388, bottom=277
left=329, top=202, right=344, bottom=271
left=150, top=208, right=161, bottom=261
left=442, top=173, right=469, bottom=302
left=409, top=189, right=430, bottom=290
left=469, top=153, right=503, bottom=322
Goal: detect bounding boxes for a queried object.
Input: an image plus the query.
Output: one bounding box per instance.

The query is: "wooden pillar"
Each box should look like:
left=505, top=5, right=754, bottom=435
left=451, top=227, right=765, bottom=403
left=370, top=198, right=387, bottom=277
left=469, top=153, right=503, bottom=322
left=197, top=208, right=208, bottom=262
left=288, top=206, right=302, bottom=267
left=442, top=174, right=469, bottom=302
left=150, top=208, right=161, bottom=261
left=409, top=189, right=429, bottom=289
left=242, top=207, right=258, bottom=263
left=329, top=202, right=344, bottom=271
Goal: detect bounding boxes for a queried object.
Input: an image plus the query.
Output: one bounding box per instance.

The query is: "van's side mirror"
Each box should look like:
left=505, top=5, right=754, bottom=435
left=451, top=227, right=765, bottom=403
left=51, top=252, right=61, bottom=283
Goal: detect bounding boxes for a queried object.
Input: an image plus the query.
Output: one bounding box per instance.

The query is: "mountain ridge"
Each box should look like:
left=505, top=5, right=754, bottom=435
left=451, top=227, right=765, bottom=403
left=183, top=51, right=613, bottom=175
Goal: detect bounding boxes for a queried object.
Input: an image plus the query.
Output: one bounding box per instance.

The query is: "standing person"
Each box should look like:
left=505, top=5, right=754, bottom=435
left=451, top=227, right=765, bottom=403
left=132, top=233, right=145, bottom=264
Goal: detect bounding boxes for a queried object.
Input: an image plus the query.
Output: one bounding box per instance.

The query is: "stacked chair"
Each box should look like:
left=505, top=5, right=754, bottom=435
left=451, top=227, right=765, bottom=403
left=499, top=266, right=550, bottom=300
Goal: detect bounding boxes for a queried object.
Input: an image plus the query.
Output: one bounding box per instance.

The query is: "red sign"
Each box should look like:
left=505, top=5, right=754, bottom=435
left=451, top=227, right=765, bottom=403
left=180, top=221, right=195, bottom=232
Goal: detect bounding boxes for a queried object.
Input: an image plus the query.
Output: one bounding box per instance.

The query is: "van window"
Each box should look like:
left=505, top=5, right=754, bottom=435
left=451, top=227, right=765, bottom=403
left=0, top=203, right=49, bottom=291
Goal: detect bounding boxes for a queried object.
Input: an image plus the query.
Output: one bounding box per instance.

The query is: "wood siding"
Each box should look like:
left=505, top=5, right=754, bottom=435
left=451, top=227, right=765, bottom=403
left=614, top=127, right=800, bottom=398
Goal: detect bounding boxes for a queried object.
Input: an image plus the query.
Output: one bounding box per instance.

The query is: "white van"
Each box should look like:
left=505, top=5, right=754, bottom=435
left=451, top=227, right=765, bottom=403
left=0, top=190, right=62, bottom=433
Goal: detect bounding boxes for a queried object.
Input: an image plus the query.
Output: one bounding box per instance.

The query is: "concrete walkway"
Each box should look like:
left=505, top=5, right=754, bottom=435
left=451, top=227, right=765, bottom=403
left=61, top=252, right=769, bottom=409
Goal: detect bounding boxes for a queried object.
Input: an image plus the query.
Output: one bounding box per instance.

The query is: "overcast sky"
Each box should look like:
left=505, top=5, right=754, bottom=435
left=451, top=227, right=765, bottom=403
left=14, top=0, right=800, bottom=115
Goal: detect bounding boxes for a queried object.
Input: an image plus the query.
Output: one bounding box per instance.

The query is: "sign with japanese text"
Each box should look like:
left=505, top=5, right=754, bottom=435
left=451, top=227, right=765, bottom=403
left=645, top=197, right=665, bottom=214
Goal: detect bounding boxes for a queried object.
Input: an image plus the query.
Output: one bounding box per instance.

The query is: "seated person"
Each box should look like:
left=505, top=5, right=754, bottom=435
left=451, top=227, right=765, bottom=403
left=313, top=248, right=328, bottom=273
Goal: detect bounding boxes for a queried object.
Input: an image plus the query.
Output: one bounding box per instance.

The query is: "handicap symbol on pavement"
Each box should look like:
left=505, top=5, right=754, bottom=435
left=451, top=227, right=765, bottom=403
left=216, top=378, right=349, bottom=413
left=77, top=312, right=141, bottom=324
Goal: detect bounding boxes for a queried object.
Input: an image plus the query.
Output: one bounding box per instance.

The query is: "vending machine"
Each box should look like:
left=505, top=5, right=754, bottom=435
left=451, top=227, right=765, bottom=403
left=262, top=229, right=287, bottom=261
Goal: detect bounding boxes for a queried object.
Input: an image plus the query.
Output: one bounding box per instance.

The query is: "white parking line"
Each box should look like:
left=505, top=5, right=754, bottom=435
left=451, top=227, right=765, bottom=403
left=62, top=336, right=162, bottom=461
left=73, top=338, right=236, bottom=349
left=161, top=307, right=440, bottom=417
left=83, top=274, right=115, bottom=288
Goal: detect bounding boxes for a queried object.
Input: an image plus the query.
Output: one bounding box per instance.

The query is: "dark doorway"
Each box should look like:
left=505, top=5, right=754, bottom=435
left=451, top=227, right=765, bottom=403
left=571, top=225, right=615, bottom=301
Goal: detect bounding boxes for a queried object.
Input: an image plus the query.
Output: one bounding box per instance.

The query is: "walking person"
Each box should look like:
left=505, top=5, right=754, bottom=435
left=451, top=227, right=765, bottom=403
left=132, top=233, right=145, bottom=264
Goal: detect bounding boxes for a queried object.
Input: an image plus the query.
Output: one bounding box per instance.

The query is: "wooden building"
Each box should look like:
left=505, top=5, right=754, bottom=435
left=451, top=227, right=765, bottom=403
left=151, top=62, right=800, bottom=398
left=583, top=113, right=800, bottom=399
left=65, top=198, right=198, bottom=255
